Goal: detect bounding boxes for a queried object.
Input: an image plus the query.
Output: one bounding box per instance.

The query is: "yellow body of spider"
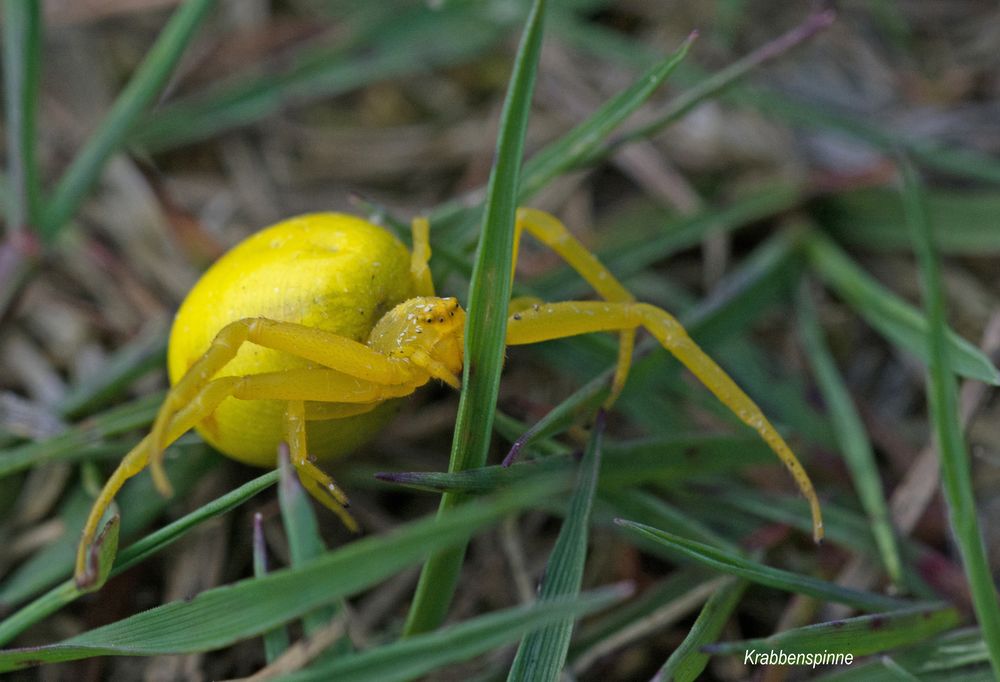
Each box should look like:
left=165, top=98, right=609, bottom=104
left=74, top=209, right=823, bottom=587
left=167, top=213, right=422, bottom=466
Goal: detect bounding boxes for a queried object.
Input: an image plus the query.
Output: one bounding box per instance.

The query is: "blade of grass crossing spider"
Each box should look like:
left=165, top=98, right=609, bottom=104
left=0, top=479, right=559, bottom=670
left=39, top=0, right=216, bottom=239
left=0, top=468, right=276, bottom=647
left=403, top=0, right=547, bottom=636
left=253, top=513, right=290, bottom=663
left=796, top=282, right=902, bottom=584
left=614, top=520, right=908, bottom=612
left=801, top=230, right=1000, bottom=386
left=280, top=587, right=630, bottom=682
left=656, top=577, right=747, bottom=682
left=2, top=0, right=42, bottom=232
left=702, top=603, right=958, bottom=659
left=902, top=158, right=1000, bottom=677
left=507, top=413, right=605, bottom=681
left=277, top=452, right=340, bottom=643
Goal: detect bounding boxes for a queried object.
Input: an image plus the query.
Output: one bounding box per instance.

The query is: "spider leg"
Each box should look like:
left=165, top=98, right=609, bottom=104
left=150, top=319, right=418, bottom=491
left=513, top=208, right=636, bottom=406
left=79, top=368, right=417, bottom=584
left=506, top=300, right=824, bottom=543
left=304, top=401, right=380, bottom=420
left=410, top=216, right=435, bottom=296
left=285, top=400, right=358, bottom=532
left=76, top=375, right=241, bottom=584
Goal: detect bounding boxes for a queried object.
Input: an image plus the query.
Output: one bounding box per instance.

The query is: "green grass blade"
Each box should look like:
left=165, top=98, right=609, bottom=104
left=902, top=158, right=1000, bottom=678
left=599, top=488, right=738, bottom=555
left=0, top=451, right=227, bottom=645
left=132, top=5, right=504, bottom=152
left=593, top=9, right=835, bottom=163
left=55, top=325, right=167, bottom=419
left=507, top=412, right=604, bottom=681
left=614, top=520, right=909, bottom=612
left=277, top=449, right=337, bottom=638
left=744, top=89, right=1000, bottom=185
left=517, top=32, right=695, bottom=200
left=568, top=567, right=711, bottom=660
left=656, top=578, right=747, bottom=682
left=0, top=479, right=558, bottom=670
left=403, top=0, right=547, bottom=636
left=0, top=392, right=163, bottom=478
left=282, top=586, right=631, bottom=682
left=111, top=467, right=274, bottom=574
left=429, top=31, right=696, bottom=233
left=876, top=658, right=924, bottom=682
left=0, top=444, right=212, bottom=610
left=2, top=0, right=42, bottom=232
left=814, top=628, right=989, bottom=681
left=796, top=282, right=902, bottom=584
left=558, top=12, right=1000, bottom=188
left=378, top=434, right=774, bottom=495
left=704, top=603, right=958, bottom=658
left=821, top=187, right=1000, bottom=254
left=253, top=513, right=290, bottom=663
left=39, top=0, right=216, bottom=239
left=699, top=487, right=934, bottom=597
left=534, top=182, right=802, bottom=300
left=801, top=230, right=1000, bottom=385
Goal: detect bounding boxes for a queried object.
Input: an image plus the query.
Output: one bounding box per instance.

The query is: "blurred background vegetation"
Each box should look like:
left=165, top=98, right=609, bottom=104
left=2, top=0, right=1000, bottom=680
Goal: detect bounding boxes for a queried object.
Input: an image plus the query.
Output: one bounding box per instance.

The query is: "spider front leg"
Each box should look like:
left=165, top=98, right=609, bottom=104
left=148, top=318, right=416, bottom=495
left=512, top=208, right=637, bottom=406
left=506, top=300, right=824, bottom=543
left=75, top=375, right=241, bottom=584
left=77, top=367, right=417, bottom=585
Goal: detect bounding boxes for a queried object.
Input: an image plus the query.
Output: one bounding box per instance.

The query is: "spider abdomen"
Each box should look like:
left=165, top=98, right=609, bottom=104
left=167, top=213, right=416, bottom=466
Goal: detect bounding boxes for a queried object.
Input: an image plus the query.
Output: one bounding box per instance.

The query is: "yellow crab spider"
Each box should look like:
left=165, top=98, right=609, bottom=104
left=74, top=208, right=823, bottom=586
